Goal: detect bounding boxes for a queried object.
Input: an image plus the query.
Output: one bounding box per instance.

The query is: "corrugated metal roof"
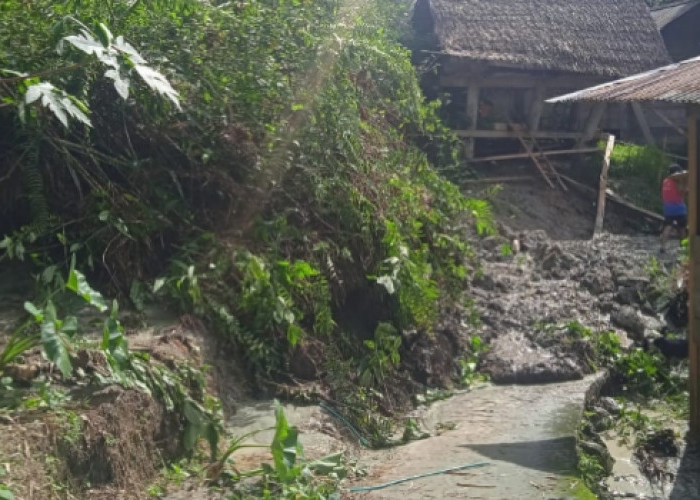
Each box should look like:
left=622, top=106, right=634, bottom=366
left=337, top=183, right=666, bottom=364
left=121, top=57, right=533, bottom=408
left=651, top=0, right=699, bottom=29
left=547, top=55, right=700, bottom=104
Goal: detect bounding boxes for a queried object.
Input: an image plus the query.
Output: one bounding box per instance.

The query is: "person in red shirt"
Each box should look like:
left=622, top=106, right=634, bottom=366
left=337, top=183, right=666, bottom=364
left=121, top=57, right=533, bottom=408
left=660, top=164, right=688, bottom=254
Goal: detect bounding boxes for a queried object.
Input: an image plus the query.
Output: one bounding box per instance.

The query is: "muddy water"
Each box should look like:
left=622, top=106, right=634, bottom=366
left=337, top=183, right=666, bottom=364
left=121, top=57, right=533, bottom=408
left=602, top=432, right=659, bottom=498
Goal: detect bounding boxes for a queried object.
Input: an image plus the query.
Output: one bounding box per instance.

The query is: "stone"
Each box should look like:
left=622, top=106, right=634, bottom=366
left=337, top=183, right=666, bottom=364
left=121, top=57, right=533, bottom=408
left=579, top=440, right=615, bottom=474
left=482, top=334, right=584, bottom=384
left=610, top=306, right=646, bottom=340
left=615, top=286, right=639, bottom=305
left=599, top=396, right=622, bottom=416
left=473, top=273, right=496, bottom=291
left=582, top=268, right=615, bottom=295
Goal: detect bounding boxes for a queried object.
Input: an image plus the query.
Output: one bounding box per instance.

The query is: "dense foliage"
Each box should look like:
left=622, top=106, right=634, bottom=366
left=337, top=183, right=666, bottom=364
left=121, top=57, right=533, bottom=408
left=0, top=0, right=489, bottom=465
left=599, top=141, right=670, bottom=214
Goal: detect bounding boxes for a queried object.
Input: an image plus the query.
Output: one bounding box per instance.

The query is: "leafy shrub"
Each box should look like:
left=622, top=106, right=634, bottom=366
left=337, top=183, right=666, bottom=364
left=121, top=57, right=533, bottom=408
left=604, top=141, right=670, bottom=213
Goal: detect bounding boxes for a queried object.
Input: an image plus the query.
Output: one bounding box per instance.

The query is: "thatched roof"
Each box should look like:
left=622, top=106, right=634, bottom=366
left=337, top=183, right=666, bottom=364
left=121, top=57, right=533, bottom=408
left=415, top=0, right=671, bottom=78
left=651, top=0, right=700, bottom=30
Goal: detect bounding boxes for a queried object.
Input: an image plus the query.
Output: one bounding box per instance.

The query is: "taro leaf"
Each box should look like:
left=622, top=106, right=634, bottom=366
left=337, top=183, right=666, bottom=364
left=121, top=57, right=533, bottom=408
left=40, top=302, right=72, bottom=378
left=0, top=487, right=15, bottom=500
left=95, top=23, right=113, bottom=48
left=376, top=275, right=395, bottom=294
left=24, top=82, right=91, bottom=128
left=113, top=36, right=145, bottom=64
left=183, top=422, right=199, bottom=453
left=102, top=315, right=129, bottom=367
left=204, top=421, right=220, bottom=462
left=152, top=277, right=166, bottom=293
left=67, top=269, right=108, bottom=312
left=271, top=402, right=303, bottom=481
left=133, top=64, right=181, bottom=110
left=63, top=29, right=105, bottom=56
left=182, top=400, right=206, bottom=452
left=62, top=316, right=78, bottom=337
left=104, top=69, right=130, bottom=100
left=307, top=452, right=346, bottom=478
left=24, top=301, right=43, bottom=321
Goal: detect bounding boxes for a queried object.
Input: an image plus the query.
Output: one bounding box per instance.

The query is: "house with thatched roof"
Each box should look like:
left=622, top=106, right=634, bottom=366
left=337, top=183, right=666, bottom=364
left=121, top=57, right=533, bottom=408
left=651, top=1, right=700, bottom=62
left=413, top=0, right=673, bottom=158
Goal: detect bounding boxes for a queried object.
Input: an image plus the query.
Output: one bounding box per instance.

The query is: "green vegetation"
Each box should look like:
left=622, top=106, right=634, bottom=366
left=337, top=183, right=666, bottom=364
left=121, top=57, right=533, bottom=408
left=569, top=319, right=688, bottom=495
left=0, top=465, right=13, bottom=500
left=210, top=403, right=343, bottom=499
left=603, top=141, right=670, bottom=213
left=0, top=0, right=490, bottom=496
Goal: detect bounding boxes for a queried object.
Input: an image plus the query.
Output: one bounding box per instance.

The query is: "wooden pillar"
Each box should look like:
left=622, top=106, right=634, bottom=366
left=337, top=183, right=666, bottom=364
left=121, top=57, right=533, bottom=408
left=594, top=134, right=616, bottom=235
left=577, top=102, right=606, bottom=146
left=465, top=84, right=480, bottom=159
left=631, top=102, right=655, bottom=145
left=528, top=84, right=546, bottom=132
left=688, top=105, right=700, bottom=442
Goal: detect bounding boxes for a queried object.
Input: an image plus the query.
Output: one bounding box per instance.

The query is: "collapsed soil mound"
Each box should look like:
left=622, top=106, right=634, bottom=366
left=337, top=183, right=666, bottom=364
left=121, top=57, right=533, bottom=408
left=471, top=228, right=683, bottom=384
left=1, top=384, right=179, bottom=499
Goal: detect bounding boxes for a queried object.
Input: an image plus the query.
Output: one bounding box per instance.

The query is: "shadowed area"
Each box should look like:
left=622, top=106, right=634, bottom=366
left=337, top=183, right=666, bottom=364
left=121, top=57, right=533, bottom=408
left=461, top=437, right=579, bottom=474
left=669, top=441, right=700, bottom=499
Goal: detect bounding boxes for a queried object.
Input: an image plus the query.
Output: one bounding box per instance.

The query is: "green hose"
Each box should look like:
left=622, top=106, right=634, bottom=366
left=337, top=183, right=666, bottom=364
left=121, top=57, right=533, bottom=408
left=348, top=461, right=491, bottom=492
left=319, top=401, right=370, bottom=448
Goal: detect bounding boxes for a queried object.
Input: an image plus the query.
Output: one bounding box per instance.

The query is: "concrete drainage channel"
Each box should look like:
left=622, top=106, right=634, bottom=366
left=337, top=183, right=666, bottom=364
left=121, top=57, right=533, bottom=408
left=579, top=374, right=700, bottom=500
left=341, top=375, right=604, bottom=499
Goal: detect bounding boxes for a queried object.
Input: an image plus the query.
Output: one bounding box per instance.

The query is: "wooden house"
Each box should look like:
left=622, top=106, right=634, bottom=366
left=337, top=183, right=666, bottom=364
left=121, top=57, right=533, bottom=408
left=652, top=1, right=700, bottom=62
left=412, top=0, right=672, bottom=157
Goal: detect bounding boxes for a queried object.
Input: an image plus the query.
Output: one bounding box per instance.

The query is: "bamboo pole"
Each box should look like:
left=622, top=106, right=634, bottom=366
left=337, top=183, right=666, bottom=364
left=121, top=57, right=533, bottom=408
left=557, top=172, right=664, bottom=222
left=594, top=134, right=616, bottom=234
left=465, top=84, right=480, bottom=159
left=688, top=105, right=700, bottom=442
left=467, top=147, right=600, bottom=163
left=461, top=176, right=535, bottom=184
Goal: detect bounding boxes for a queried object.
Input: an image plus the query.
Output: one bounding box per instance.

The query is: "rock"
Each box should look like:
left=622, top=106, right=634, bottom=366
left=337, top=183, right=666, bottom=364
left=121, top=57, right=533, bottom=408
left=641, top=315, right=665, bottom=334
left=615, top=274, right=650, bottom=289
left=404, top=330, right=457, bottom=387
left=599, top=397, right=622, bottom=416
left=589, top=406, right=613, bottom=432
left=482, top=334, right=584, bottom=384
left=598, top=299, right=615, bottom=313
left=473, top=273, right=496, bottom=291
left=610, top=306, right=646, bottom=340
left=579, top=440, right=615, bottom=474
left=519, top=230, right=549, bottom=253
left=615, top=286, right=640, bottom=305
left=582, top=268, right=615, bottom=294
left=480, top=235, right=508, bottom=253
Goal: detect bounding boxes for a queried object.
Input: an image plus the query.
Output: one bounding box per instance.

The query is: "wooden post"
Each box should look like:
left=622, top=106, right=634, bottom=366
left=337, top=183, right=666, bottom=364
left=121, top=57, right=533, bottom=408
left=594, top=134, right=616, bottom=234
left=465, top=84, right=480, bottom=159
left=528, top=84, right=546, bottom=132
left=688, top=105, right=700, bottom=442
left=577, top=102, right=606, bottom=147
left=631, top=102, right=655, bottom=145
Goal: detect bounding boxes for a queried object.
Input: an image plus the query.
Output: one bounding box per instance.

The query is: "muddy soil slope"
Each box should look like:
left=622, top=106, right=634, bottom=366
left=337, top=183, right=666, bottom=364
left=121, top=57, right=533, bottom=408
left=345, top=179, right=687, bottom=499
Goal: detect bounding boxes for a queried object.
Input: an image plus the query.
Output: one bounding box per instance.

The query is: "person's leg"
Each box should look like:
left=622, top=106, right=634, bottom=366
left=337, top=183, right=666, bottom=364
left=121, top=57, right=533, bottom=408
left=681, top=215, right=689, bottom=242
left=660, top=220, right=672, bottom=253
